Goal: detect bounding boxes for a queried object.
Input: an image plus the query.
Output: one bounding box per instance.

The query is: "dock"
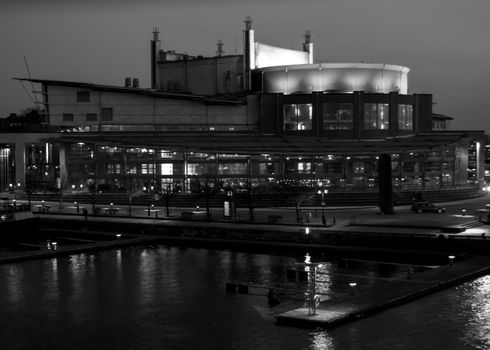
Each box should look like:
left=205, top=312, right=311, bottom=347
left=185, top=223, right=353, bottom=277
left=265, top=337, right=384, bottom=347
left=275, top=255, right=490, bottom=328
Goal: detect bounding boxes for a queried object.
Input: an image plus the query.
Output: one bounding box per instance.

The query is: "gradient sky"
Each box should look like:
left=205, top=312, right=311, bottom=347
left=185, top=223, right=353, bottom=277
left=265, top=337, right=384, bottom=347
left=1, top=0, right=489, bottom=133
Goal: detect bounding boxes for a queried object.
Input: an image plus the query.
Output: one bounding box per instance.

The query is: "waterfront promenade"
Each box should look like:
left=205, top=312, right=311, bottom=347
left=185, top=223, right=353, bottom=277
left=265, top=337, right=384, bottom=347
left=2, top=196, right=490, bottom=264
left=3, top=196, right=490, bottom=330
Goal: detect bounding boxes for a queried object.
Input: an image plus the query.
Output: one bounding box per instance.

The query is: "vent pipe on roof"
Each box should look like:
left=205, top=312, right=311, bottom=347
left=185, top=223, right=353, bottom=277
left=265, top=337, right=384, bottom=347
left=132, top=78, right=139, bottom=88
left=216, top=39, right=224, bottom=57
left=125, top=77, right=131, bottom=88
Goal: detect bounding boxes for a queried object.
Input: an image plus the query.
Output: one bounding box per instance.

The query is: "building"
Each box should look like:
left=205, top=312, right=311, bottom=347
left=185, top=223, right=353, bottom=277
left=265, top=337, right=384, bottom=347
left=1, top=18, right=486, bottom=206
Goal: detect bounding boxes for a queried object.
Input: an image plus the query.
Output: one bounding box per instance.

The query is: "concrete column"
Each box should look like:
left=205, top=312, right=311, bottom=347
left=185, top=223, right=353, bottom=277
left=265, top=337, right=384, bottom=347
left=14, top=141, right=25, bottom=186
left=59, top=143, right=68, bottom=188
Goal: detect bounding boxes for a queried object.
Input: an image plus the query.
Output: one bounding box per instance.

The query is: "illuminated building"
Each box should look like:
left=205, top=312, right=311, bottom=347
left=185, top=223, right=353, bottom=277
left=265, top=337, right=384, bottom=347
left=0, top=18, right=486, bottom=204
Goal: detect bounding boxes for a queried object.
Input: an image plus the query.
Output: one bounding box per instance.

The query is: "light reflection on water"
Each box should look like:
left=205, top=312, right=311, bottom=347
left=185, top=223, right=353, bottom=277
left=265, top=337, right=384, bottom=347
left=0, top=246, right=489, bottom=349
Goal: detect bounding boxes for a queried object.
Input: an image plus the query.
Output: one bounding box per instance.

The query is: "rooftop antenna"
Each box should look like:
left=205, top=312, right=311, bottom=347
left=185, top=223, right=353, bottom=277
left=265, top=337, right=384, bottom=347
left=152, top=27, right=160, bottom=42
left=304, top=30, right=311, bottom=44
left=216, top=39, right=224, bottom=57
left=244, top=15, right=252, bottom=30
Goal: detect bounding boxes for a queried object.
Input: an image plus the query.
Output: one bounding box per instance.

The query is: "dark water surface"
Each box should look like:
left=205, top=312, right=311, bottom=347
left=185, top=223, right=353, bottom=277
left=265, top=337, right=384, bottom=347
left=0, top=245, right=489, bottom=350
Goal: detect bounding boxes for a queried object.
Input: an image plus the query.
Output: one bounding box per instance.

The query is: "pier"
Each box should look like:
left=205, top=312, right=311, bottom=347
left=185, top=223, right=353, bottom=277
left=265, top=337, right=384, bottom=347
left=275, top=255, right=490, bottom=328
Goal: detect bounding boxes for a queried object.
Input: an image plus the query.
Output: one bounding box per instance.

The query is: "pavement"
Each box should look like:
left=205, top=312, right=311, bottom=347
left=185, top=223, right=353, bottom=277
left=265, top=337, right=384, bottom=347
left=4, top=195, right=490, bottom=329
left=23, top=195, right=490, bottom=237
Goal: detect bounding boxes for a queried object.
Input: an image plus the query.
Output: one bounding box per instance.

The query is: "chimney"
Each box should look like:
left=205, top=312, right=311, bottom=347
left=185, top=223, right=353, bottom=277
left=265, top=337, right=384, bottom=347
left=243, top=16, right=254, bottom=91
left=125, top=77, right=131, bottom=88
left=132, top=78, right=139, bottom=88
left=151, top=27, right=160, bottom=89
left=303, top=30, right=314, bottom=64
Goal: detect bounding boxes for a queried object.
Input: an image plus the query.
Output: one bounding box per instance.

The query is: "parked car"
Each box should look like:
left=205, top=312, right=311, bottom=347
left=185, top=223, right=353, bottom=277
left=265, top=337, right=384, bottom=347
left=411, top=201, right=446, bottom=213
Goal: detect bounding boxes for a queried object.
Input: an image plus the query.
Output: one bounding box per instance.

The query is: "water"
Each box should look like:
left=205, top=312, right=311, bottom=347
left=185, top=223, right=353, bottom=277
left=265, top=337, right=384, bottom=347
left=0, top=245, right=489, bottom=350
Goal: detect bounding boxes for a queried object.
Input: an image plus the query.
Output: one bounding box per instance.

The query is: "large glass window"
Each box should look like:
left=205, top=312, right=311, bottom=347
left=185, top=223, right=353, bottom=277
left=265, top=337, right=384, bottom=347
left=398, top=104, right=413, bottom=130
left=259, top=163, right=275, bottom=175
left=323, top=103, right=353, bottom=130
left=160, top=163, right=173, bottom=175
left=283, top=103, right=312, bottom=131
left=141, top=163, right=155, bottom=175
left=107, top=164, right=121, bottom=174
left=364, top=103, right=389, bottom=130
left=218, top=163, right=247, bottom=175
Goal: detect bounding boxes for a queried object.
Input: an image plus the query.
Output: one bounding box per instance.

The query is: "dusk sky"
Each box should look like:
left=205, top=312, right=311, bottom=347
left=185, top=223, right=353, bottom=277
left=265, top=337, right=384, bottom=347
left=1, top=0, right=489, bottom=133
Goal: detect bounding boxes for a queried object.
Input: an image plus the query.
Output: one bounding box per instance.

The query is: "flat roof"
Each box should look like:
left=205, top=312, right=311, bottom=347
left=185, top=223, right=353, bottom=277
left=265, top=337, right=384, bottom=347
left=43, top=131, right=482, bottom=155
left=13, top=78, right=246, bottom=106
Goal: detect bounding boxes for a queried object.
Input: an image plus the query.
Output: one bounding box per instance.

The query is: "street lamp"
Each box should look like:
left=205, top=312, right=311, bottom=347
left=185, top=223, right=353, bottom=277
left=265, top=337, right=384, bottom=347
left=296, top=253, right=326, bottom=316
left=349, top=282, right=357, bottom=294
left=318, top=188, right=328, bottom=225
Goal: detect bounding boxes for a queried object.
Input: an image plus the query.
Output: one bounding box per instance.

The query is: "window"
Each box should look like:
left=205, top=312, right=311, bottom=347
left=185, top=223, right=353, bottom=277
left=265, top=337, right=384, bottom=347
left=353, top=161, right=365, bottom=174
left=86, top=113, right=97, bottom=122
left=323, top=103, right=353, bottom=130
left=62, top=113, right=74, bottom=122
left=77, top=91, right=90, bottom=102
left=259, top=163, right=275, bottom=175
left=283, top=103, right=312, bottom=131
left=218, top=163, right=247, bottom=175
left=101, top=108, right=113, bottom=121
left=160, top=163, right=173, bottom=175
left=141, top=163, right=155, bottom=175
left=297, top=162, right=312, bottom=174
left=398, top=104, right=413, bottom=130
left=107, top=164, right=121, bottom=174
left=364, top=103, right=389, bottom=130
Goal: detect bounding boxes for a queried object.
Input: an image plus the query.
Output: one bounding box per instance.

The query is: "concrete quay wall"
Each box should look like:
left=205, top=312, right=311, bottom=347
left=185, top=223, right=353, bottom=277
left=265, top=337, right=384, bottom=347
left=37, top=216, right=490, bottom=258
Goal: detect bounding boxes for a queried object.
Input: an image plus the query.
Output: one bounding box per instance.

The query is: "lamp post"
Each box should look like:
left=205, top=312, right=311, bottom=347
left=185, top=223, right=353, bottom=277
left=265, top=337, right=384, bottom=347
left=318, top=188, right=328, bottom=225
left=295, top=253, right=326, bottom=316
left=349, top=282, right=357, bottom=295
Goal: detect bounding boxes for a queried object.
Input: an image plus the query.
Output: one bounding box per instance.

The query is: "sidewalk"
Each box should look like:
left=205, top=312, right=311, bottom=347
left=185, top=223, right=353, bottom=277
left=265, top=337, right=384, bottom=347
left=29, top=199, right=490, bottom=236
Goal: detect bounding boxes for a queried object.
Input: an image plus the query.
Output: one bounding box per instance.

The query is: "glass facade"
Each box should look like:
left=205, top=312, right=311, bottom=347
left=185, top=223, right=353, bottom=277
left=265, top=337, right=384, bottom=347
left=283, top=103, right=312, bottom=131
left=323, top=103, right=353, bottom=130
left=364, top=103, right=389, bottom=130
left=398, top=104, right=413, bottom=130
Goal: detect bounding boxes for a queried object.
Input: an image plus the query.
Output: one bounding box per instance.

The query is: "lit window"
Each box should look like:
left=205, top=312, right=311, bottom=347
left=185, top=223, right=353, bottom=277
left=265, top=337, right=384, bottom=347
left=141, top=164, right=155, bottom=174
left=107, top=164, right=121, bottom=174
left=323, top=103, right=353, bottom=130
left=160, top=163, right=173, bottom=175
left=364, top=103, right=389, bottom=130
left=283, top=103, right=312, bottom=131
left=398, top=104, right=413, bottom=130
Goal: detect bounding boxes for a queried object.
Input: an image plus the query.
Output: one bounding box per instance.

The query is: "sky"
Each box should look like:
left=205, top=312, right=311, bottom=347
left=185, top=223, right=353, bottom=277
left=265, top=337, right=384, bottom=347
left=1, top=0, right=489, bottom=133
